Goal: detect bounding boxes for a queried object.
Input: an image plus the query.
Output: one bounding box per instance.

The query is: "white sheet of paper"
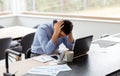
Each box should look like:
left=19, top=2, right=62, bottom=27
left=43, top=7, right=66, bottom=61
left=32, top=55, right=54, bottom=63
left=27, top=64, right=71, bottom=76
left=54, top=64, right=72, bottom=71
left=103, top=36, right=120, bottom=42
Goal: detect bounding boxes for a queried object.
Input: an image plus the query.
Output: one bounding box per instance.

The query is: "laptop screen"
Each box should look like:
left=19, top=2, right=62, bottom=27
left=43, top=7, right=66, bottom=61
left=73, top=35, right=93, bottom=58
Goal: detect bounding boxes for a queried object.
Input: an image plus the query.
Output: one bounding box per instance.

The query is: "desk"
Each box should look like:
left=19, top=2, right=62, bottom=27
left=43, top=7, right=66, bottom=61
left=0, top=26, right=36, bottom=40
left=0, top=58, right=50, bottom=76
left=1, top=44, right=120, bottom=76
left=59, top=44, right=120, bottom=76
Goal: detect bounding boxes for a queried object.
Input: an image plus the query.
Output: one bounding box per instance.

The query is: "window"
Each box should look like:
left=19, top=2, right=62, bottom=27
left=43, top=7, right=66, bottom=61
left=0, top=0, right=11, bottom=13
left=24, top=0, right=120, bottom=20
left=0, top=0, right=119, bottom=20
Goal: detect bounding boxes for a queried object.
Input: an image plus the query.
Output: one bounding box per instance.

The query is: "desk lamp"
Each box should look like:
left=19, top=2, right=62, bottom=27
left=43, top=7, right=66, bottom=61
left=4, top=49, right=21, bottom=76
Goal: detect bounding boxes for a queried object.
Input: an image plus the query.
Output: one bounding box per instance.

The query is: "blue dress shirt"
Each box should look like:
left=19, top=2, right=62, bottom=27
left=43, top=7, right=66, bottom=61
left=31, top=22, right=74, bottom=55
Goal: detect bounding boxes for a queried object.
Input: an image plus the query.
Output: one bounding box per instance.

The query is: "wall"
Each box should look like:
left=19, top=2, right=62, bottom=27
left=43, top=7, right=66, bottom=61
left=0, top=15, right=17, bottom=27
left=0, top=15, right=119, bottom=40
left=17, top=15, right=120, bottom=40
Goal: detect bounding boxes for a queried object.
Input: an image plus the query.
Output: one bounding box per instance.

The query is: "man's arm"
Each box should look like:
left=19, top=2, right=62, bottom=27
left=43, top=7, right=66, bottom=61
left=31, top=24, right=56, bottom=55
left=68, top=32, right=74, bottom=43
left=52, top=21, right=64, bottom=45
left=63, top=32, right=74, bottom=50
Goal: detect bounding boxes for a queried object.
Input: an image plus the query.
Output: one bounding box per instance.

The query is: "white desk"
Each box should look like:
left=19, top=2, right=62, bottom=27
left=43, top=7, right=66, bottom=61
left=0, top=57, right=51, bottom=76
left=0, top=26, right=36, bottom=40
left=1, top=35, right=120, bottom=76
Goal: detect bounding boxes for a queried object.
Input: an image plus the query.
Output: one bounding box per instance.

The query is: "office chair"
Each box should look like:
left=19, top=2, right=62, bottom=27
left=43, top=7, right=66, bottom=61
left=25, top=48, right=31, bottom=59
left=21, top=32, right=35, bottom=53
left=33, top=24, right=40, bottom=29
left=0, top=37, right=12, bottom=60
left=12, top=32, right=35, bottom=59
left=0, top=25, right=4, bottom=28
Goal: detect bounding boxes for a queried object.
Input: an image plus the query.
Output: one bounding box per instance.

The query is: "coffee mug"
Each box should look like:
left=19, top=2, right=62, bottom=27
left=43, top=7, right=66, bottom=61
left=64, top=51, right=74, bottom=62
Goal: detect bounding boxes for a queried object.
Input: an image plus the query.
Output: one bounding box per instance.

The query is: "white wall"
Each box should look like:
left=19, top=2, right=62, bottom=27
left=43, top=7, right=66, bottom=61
left=17, top=15, right=120, bottom=40
left=0, top=15, right=120, bottom=40
left=0, top=15, right=18, bottom=27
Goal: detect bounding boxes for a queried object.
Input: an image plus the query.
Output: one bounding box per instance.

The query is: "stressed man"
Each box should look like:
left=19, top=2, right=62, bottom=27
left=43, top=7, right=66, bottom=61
left=31, top=20, right=74, bottom=57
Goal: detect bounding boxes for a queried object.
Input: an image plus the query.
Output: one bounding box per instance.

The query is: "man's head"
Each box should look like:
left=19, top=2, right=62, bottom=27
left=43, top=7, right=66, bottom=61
left=61, top=20, right=73, bottom=35
left=53, top=19, right=73, bottom=38
left=59, top=20, right=73, bottom=38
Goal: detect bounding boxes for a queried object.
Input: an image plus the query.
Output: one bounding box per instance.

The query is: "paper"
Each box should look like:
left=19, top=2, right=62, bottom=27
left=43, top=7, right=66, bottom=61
left=26, top=64, right=71, bottom=76
left=32, top=55, right=54, bottom=63
left=92, top=36, right=120, bottom=48
left=27, top=67, right=58, bottom=76
left=54, top=64, right=72, bottom=71
left=103, top=36, right=120, bottom=42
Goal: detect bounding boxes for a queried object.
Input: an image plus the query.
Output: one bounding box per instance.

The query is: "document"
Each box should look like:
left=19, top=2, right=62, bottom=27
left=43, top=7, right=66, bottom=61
left=26, top=64, right=71, bottom=76
left=92, top=36, right=120, bottom=48
left=103, top=36, right=120, bottom=42
left=32, top=55, right=54, bottom=63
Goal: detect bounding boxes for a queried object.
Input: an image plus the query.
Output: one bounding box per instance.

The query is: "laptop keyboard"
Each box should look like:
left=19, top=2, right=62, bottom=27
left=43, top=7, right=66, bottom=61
left=106, top=69, right=120, bottom=76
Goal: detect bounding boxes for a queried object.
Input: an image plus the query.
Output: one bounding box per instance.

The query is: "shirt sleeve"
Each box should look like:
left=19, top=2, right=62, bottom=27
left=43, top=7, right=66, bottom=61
left=62, top=36, right=74, bottom=50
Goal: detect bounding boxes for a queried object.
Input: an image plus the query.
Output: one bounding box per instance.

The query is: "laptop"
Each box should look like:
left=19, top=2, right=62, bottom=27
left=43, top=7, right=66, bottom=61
left=73, top=35, right=93, bottom=59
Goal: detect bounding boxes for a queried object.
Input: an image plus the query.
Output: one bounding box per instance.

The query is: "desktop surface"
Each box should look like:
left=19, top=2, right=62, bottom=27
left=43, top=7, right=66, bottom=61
left=0, top=26, right=36, bottom=40
left=58, top=44, right=120, bottom=76
left=1, top=44, right=120, bottom=76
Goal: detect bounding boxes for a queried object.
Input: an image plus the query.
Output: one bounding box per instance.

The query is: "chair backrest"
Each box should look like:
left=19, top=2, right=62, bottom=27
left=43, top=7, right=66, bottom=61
left=33, top=24, right=40, bottom=29
left=0, top=25, right=4, bottom=28
left=21, top=32, right=35, bottom=54
left=25, top=48, right=31, bottom=59
left=0, top=37, right=12, bottom=60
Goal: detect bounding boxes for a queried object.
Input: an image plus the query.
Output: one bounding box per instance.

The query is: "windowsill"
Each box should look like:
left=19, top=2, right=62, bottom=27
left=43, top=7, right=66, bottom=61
left=0, top=12, right=119, bottom=24
left=0, top=12, right=15, bottom=18
left=19, top=12, right=120, bottom=24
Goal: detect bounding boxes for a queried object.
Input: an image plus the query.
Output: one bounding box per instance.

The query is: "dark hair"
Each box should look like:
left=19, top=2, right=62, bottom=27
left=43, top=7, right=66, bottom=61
left=53, top=20, right=57, bottom=24
left=61, top=20, right=73, bottom=35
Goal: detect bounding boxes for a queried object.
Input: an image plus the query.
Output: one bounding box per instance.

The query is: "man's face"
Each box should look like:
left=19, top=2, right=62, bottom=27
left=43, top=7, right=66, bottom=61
left=59, top=31, right=67, bottom=38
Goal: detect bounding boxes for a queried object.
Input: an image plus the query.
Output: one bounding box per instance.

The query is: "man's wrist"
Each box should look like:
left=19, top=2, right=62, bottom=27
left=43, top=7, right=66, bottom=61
left=71, top=40, right=74, bottom=44
left=52, top=32, right=59, bottom=45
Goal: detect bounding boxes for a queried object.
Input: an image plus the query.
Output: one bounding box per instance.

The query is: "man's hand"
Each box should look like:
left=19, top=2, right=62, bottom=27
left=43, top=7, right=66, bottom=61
left=54, top=20, right=64, bottom=36
left=68, top=32, right=74, bottom=43
left=52, top=20, right=64, bottom=45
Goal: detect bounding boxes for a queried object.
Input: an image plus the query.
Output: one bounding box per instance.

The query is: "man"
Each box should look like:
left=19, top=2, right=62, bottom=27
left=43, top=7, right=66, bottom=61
left=31, top=20, right=74, bottom=57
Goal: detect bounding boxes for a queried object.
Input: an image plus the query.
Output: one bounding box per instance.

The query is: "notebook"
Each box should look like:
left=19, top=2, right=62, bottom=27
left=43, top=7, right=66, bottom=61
left=73, top=35, right=93, bottom=59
